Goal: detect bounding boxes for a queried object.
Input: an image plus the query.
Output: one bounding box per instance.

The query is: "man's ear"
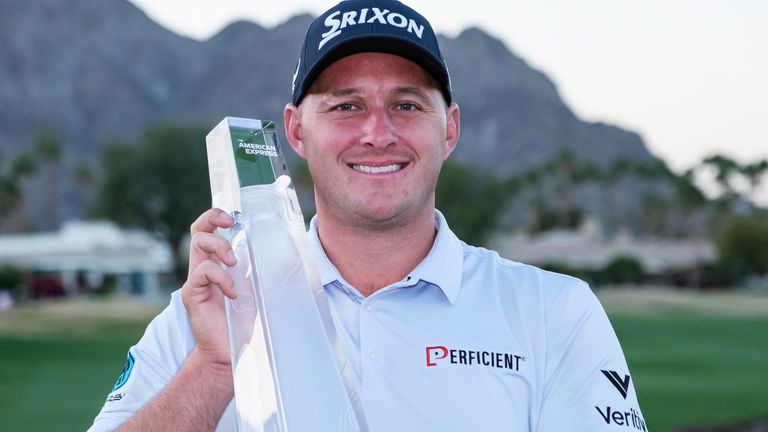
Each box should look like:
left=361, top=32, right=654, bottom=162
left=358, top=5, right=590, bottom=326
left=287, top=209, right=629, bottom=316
left=283, top=104, right=306, bottom=159
left=443, top=103, right=460, bottom=159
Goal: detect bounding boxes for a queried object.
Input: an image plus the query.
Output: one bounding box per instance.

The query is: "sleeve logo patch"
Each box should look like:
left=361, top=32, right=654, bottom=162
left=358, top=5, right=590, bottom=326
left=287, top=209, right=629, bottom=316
left=111, top=352, right=135, bottom=392
left=106, top=393, right=124, bottom=402
left=601, top=369, right=631, bottom=399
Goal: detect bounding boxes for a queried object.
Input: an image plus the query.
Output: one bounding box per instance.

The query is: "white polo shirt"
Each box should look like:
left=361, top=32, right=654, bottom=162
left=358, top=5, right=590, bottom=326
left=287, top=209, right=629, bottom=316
left=89, top=211, right=647, bottom=431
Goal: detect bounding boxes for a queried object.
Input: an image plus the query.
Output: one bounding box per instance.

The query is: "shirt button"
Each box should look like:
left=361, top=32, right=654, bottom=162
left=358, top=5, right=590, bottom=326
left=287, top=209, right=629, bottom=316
left=368, top=350, right=377, bottom=360
left=365, top=304, right=373, bottom=312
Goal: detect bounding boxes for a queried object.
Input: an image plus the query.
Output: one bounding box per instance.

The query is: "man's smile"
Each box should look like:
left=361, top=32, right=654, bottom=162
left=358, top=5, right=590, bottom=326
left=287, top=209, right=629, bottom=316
left=349, top=163, right=407, bottom=174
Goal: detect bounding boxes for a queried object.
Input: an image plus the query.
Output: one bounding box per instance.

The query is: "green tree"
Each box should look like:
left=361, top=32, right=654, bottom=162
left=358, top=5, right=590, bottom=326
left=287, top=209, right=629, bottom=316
left=35, top=126, right=63, bottom=229
left=594, top=157, right=635, bottom=234
left=599, top=255, right=647, bottom=285
left=71, top=160, right=96, bottom=216
left=286, top=157, right=317, bottom=224
left=436, top=160, right=508, bottom=245
left=546, top=149, right=584, bottom=229
left=517, top=163, right=549, bottom=233
left=0, top=265, right=24, bottom=297
left=633, top=159, right=674, bottom=181
left=0, top=151, right=38, bottom=229
left=7, top=154, right=38, bottom=231
left=641, top=193, right=671, bottom=236
left=607, top=157, right=631, bottom=183
left=740, top=159, right=768, bottom=205
left=712, top=213, right=768, bottom=277
left=676, top=169, right=707, bottom=211
left=672, top=168, right=708, bottom=237
left=93, top=124, right=211, bottom=276
left=701, top=154, right=740, bottom=199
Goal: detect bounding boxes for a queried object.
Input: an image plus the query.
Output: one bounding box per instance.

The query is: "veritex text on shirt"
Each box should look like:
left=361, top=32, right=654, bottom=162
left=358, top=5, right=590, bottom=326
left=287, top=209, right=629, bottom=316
left=425, top=345, right=524, bottom=371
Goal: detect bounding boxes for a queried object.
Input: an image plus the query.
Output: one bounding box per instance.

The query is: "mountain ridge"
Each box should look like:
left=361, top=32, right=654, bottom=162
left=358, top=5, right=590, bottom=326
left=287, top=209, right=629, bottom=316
left=0, top=0, right=662, bottom=226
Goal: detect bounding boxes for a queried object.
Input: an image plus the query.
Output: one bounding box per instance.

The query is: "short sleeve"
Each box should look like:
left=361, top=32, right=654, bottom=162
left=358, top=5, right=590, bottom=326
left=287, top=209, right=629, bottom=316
left=87, top=292, right=194, bottom=432
left=536, top=281, right=648, bottom=432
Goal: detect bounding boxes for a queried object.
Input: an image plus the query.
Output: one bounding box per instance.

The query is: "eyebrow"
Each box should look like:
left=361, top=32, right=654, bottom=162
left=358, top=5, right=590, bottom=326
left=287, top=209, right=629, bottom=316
left=393, top=86, right=430, bottom=100
left=328, top=88, right=360, bottom=98
left=327, top=86, right=431, bottom=100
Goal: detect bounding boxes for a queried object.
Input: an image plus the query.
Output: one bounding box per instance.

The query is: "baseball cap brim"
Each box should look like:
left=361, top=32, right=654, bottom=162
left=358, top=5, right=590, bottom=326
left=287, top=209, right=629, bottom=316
left=296, top=34, right=451, bottom=105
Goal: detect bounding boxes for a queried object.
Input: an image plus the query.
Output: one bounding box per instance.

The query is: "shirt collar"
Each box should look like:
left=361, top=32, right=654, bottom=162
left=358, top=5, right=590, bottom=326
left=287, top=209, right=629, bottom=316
left=307, top=210, right=464, bottom=305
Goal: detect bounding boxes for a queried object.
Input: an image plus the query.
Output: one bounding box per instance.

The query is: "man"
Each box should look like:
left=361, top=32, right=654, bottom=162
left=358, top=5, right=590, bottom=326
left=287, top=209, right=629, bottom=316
left=90, top=0, right=647, bottom=431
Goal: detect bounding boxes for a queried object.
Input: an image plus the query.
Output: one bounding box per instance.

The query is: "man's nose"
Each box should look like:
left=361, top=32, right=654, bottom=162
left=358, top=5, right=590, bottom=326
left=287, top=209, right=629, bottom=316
left=360, top=107, right=397, bottom=148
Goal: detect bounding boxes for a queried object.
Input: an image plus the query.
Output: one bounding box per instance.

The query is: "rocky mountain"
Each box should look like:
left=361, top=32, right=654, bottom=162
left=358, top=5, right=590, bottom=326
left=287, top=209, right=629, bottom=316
left=0, top=0, right=663, bottom=226
left=0, top=0, right=200, bottom=154
left=440, top=28, right=653, bottom=174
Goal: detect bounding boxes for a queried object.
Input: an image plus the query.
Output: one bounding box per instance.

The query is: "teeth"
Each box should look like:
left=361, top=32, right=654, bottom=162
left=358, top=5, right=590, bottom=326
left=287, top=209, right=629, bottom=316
left=351, top=164, right=404, bottom=174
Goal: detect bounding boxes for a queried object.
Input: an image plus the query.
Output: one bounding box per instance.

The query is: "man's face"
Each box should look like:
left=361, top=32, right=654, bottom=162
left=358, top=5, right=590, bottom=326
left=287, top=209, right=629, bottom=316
left=284, top=52, right=460, bottom=230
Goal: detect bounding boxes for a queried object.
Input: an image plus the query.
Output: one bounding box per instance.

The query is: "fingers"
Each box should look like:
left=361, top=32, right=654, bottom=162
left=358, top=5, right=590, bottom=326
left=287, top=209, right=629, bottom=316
left=189, top=231, right=237, bottom=271
left=188, top=209, right=237, bottom=274
left=191, top=208, right=234, bottom=235
left=185, top=208, right=238, bottom=298
left=185, top=260, right=236, bottom=299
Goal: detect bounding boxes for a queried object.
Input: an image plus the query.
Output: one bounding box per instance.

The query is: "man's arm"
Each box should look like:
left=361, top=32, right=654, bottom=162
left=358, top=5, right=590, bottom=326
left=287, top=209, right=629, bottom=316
left=113, top=209, right=238, bottom=431
left=116, top=349, right=233, bottom=431
left=535, top=279, right=648, bottom=432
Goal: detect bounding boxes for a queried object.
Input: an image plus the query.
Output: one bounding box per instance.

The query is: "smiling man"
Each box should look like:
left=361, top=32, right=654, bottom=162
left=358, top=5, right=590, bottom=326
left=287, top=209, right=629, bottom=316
left=285, top=51, right=458, bottom=296
left=89, top=1, right=646, bottom=431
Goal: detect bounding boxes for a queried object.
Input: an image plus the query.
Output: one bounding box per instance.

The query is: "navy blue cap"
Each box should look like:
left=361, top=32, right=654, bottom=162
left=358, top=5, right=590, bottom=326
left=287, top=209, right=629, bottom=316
left=291, top=0, right=452, bottom=105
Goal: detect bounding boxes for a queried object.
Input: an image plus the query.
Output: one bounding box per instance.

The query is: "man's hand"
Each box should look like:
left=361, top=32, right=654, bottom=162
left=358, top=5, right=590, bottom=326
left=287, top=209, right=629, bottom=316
left=182, top=208, right=238, bottom=368
left=117, top=209, right=238, bottom=431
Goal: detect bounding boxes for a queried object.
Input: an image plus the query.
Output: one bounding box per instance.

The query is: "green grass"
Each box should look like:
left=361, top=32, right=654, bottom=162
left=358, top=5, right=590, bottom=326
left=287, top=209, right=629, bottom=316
left=0, top=292, right=767, bottom=431
left=613, top=313, right=768, bottom=432
left=0, top=333, right=142, bottom=430
left=0, top=298, right=161, bottom=431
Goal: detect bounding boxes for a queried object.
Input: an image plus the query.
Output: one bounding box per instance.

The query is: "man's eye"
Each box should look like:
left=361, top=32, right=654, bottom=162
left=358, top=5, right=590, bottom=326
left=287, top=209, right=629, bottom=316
left=398, top=103, right=417, bottom=111
left=336, top=103, right=355, bottom=111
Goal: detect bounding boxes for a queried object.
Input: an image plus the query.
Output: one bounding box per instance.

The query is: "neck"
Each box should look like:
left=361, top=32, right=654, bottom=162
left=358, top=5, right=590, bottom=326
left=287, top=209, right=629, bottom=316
left=316, top=208, right=437, bottom=297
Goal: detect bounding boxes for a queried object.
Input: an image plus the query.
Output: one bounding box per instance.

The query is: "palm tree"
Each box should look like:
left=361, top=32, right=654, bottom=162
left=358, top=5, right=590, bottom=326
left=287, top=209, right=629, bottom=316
left=548, top=149, right=581, bottom=228
left=701, top=154, right=740, bottom=199
left=519, top=164, right=547, bottom=232
left=35, top=126, right=63, bottom=230
left=641, top=192, right=671, bottom=236
left=72, top=161, right=96, bottom=217
left=600, top=157, right=634, bottom=234
left=0, top=152, right=38, bottom=231
left=740, top=159, right=768, bottom=206
left=674, top=168, right=708, bottom=237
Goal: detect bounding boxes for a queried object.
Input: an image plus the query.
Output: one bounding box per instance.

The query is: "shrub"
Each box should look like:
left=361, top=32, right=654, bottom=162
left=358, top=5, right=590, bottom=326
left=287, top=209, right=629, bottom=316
left=712, top=214, right=768, bottom=277
left=0, top=265, right=24, bottom=297
left=539, top=262, right=592, bottom=283
left=599, top=255, right=647, bottom=285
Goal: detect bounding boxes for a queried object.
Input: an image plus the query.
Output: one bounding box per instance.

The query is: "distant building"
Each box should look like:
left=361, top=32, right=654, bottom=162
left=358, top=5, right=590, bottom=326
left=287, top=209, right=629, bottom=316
left=0, top=220, right=174, bottom=297
left=490, top=217, right=717, bottom=274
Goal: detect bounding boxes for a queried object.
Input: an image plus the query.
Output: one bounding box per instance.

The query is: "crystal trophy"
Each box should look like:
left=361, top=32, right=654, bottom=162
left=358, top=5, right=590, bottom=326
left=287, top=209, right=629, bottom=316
left=206, top=117, right=367, bottom=432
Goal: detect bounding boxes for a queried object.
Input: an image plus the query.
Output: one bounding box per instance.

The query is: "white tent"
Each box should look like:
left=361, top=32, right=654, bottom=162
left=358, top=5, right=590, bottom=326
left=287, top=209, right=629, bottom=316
left=0, top=220, right=174, bottom=297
